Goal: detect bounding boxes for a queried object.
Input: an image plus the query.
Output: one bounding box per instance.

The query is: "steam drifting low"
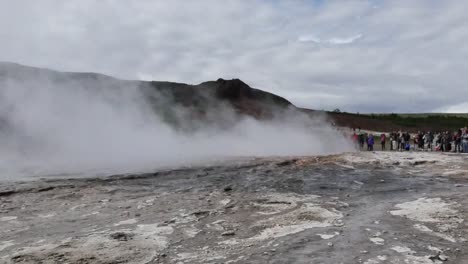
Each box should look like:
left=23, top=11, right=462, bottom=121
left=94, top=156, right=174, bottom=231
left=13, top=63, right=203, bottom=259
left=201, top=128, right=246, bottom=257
left=0, top=63, right=353, bottom=180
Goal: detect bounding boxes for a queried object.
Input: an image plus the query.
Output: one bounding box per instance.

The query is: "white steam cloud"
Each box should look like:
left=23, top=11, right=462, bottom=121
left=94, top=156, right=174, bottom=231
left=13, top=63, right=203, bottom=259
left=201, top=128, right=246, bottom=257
left=0, top=69, right=353, bottom=181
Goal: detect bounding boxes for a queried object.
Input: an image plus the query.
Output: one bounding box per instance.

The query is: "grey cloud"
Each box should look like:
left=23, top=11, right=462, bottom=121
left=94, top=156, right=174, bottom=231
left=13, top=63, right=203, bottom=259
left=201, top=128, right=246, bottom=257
left=298, top=34, right=363, bottom=44
left=1, top=0, right=468, bottom=112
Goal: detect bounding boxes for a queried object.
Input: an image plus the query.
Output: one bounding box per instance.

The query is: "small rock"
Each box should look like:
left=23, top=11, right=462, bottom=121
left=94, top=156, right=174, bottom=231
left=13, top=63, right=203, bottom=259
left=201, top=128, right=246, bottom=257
left=360, top=251, right=368, bottom=254
left=221, top=231, right=236, bottom=236
left=121, top=211, right=130, bottom=217
left=164, top=219, right=176, bottom=224
left=224, top=186, right=233, bottom=192
left=327, top=242, right=333, bottom=247
left=430, top=252, right=449, bottom=262
left=110, top=232, right=134, bottom=241
left=193, top=211, right=210, bottom=217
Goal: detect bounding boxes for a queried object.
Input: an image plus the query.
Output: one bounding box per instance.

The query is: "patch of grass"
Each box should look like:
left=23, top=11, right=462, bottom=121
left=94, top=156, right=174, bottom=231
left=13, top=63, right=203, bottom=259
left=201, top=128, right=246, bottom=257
left=363, top=113, right=468, bottom=130
left=326, top=111, right=468, bottom=132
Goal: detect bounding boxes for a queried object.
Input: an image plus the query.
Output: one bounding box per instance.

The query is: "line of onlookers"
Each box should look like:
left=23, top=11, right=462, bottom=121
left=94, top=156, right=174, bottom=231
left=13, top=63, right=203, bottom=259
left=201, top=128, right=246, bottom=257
left=351, top=127, right=468, bottom=152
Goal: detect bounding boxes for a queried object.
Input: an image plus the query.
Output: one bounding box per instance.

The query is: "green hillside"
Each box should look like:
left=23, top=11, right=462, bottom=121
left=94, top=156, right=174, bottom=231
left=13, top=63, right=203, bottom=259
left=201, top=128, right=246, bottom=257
left=325, top=111, right=468, bottom=132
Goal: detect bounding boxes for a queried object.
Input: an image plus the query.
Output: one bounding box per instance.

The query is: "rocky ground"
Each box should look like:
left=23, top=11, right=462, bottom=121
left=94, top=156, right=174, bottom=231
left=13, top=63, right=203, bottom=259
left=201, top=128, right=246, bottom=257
left=0, top=152, right=467, bottom=264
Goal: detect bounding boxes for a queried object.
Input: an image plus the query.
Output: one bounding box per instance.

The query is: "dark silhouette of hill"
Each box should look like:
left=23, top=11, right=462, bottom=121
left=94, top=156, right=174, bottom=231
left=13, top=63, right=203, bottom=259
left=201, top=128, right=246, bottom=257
left=0, top=62, right=298, bottom=132
left=0, top=62, right=292, bottom=123
left=143, top=78, right=292, bottom=120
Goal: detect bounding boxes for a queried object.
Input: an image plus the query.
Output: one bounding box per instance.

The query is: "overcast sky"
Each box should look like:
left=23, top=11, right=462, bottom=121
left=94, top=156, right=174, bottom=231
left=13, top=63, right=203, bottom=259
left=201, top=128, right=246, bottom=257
left=1, top=0, right=468, bottom=113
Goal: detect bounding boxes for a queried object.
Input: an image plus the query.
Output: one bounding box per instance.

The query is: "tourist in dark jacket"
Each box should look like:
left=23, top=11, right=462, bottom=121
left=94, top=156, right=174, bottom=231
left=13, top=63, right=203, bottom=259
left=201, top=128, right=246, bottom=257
left=447, top=131, right=453, bottom=152
left=441, top=131, right=451, bottom=152
left=359, top=133, right=365, bottom=150
left=417, top=131, right=424, bottom=150
left=404, top=132, right=411, bottom=151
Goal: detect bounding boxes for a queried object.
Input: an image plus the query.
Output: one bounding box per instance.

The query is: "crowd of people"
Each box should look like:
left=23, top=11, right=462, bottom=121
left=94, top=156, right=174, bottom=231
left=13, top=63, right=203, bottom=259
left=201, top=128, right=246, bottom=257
left=351, top=127, right=468, bottom=153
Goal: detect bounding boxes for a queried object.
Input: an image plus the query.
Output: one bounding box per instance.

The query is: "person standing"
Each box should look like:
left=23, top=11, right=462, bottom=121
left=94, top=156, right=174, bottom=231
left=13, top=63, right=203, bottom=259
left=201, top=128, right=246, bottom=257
left=359, top=133, right=365, bottom=150
left=399, top=131, right=404, bottom=151
left=380, top=133, right=386, bottom=151
left=441, top=132, right=447, bottom=152
left=367, top=134, right=375, bottom=151
left=446, top=131, right=452, bottom=152
left=404, top=132, right=411, bottom=151
left=418, top=131, right=424, bottom=150
left=434, top=132, right=441, bottom=151
left=462, top=127, right=468, bottom=153
left=424, top=131, right=433, bottom=151
left=413, top=133, right=418, bottom=150
left=352, top=132, right=359, bottom=149
left=455, top=129, right=462, bottom=153
left=442, top=131, right=451, bottom=152
left=389, top=132, right=394, bottom=150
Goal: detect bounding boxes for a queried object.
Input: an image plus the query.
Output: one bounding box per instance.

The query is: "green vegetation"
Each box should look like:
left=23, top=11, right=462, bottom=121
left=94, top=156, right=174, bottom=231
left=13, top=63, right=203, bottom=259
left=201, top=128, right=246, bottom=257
left=373, top=113, right=468, bottom=118
left=322, top=110, right=468, bottom=132
left=365, top=113, right=468, bottom=131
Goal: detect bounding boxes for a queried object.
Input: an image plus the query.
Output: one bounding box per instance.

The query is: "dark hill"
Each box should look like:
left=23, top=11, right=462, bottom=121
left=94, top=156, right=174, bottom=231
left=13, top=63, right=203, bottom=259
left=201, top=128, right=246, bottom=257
left=0, top=62, right=294, bottom=130
left=143, top=78, right=292, bottom=119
